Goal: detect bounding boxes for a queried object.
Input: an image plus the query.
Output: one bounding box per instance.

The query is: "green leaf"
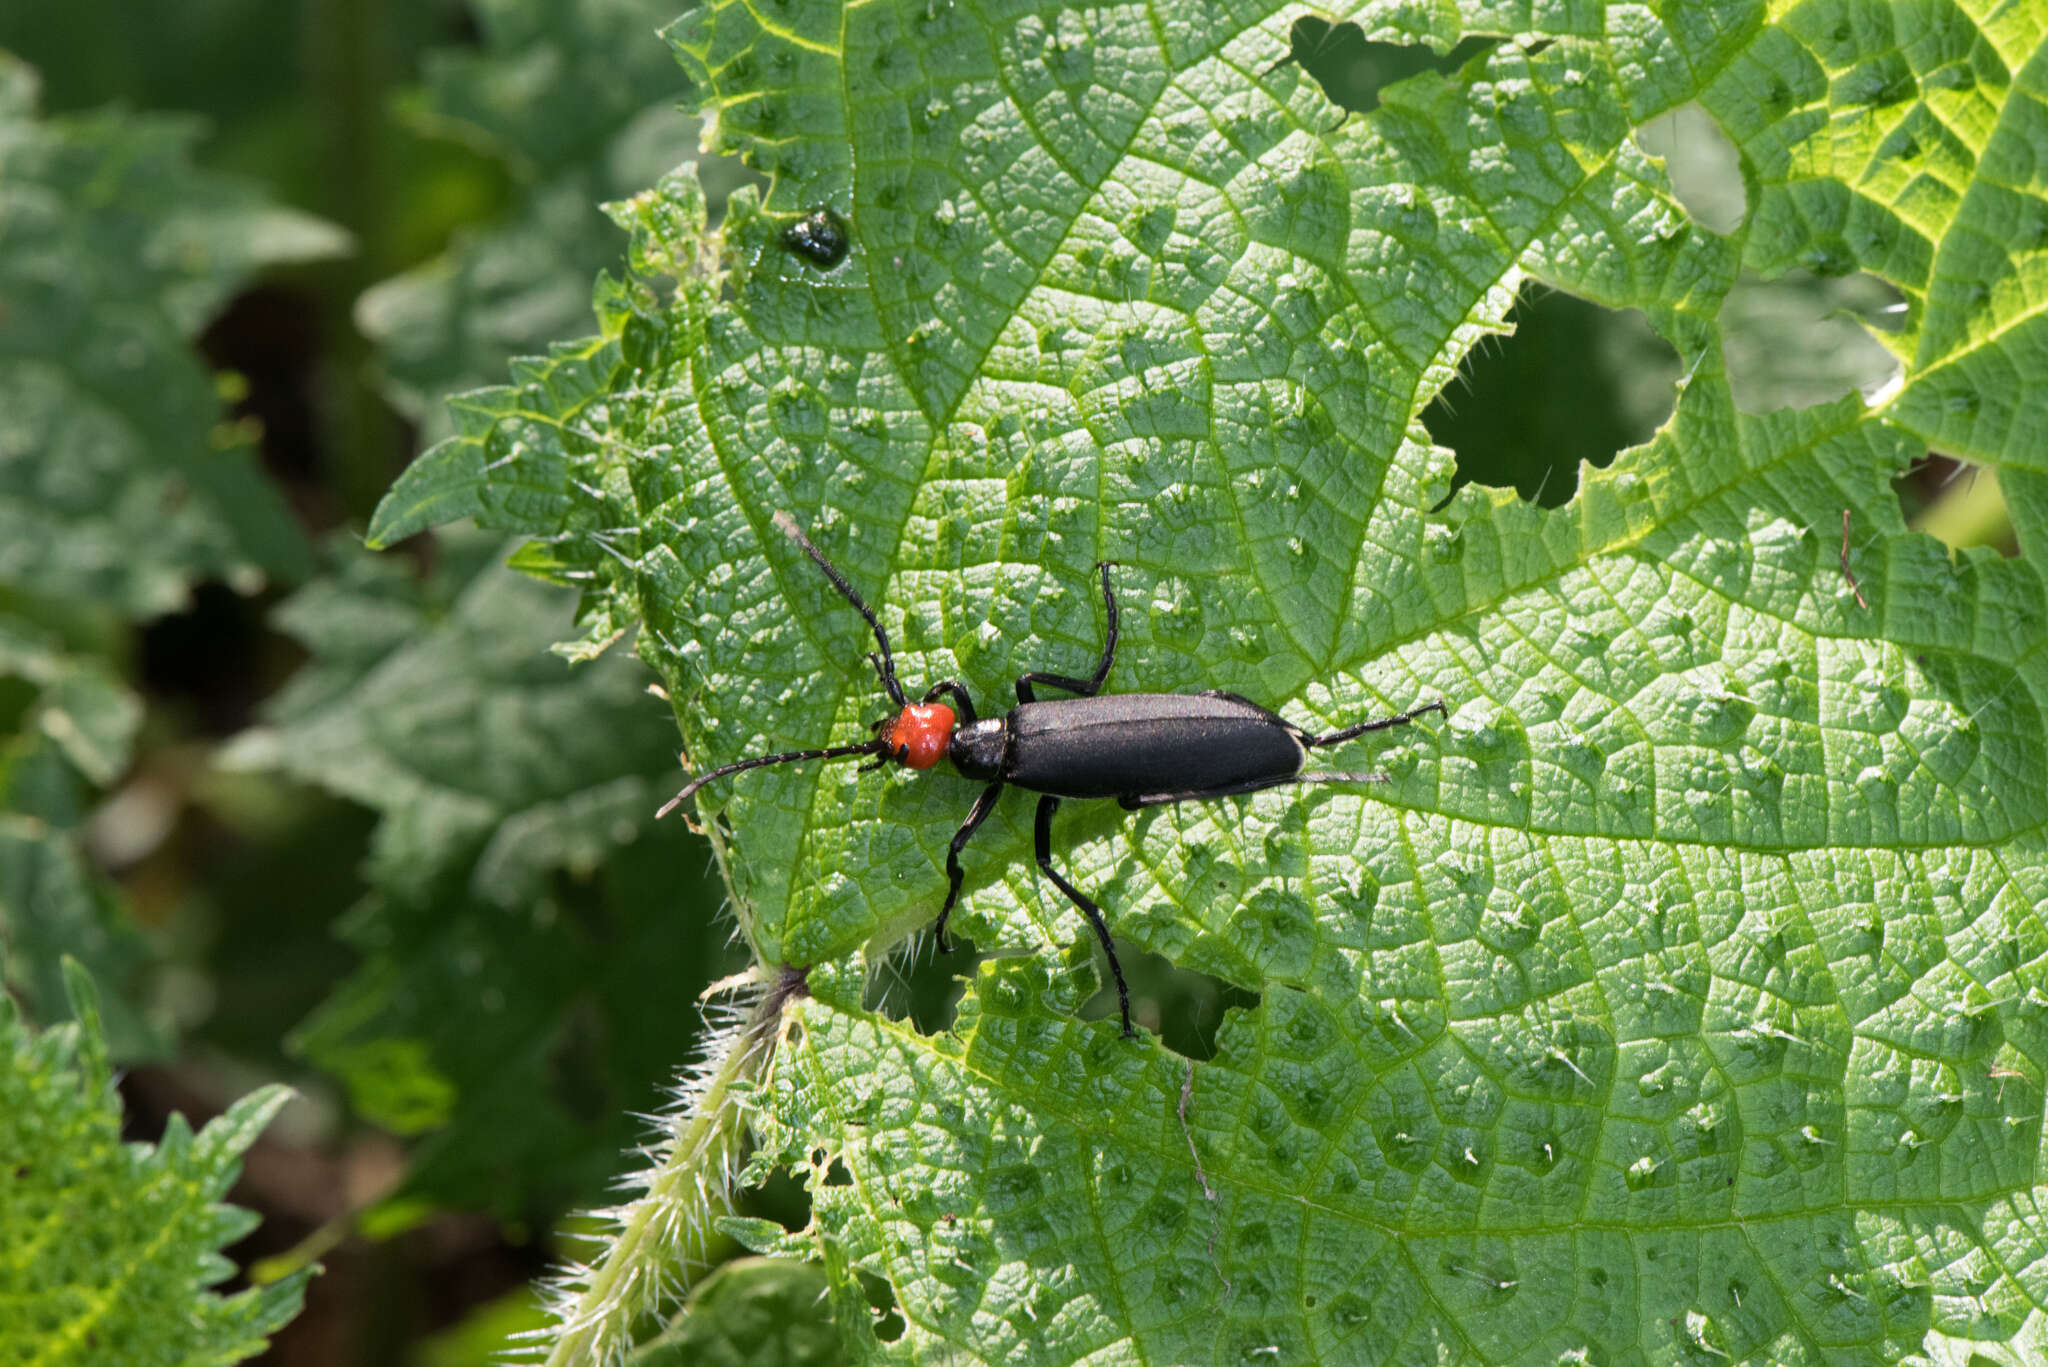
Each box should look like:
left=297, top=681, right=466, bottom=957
left=377, top=2, right=2048, bottom=1361
left=223, top=531, right=736, bottom=1222
left=630, top=1258, right=842, bottom=1367
left=360, top=420, right=490, bottom=549
left=0, top=617, right=141, bottom=789
left=0, top=615, right=159, bottom=1058
left=0, top=955, right=310, bottom=1364
left=0, top=51, right=341, bottom=617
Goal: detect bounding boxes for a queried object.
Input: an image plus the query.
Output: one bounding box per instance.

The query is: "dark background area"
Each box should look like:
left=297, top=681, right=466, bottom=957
left=1, top=4, right=735, bottom=1359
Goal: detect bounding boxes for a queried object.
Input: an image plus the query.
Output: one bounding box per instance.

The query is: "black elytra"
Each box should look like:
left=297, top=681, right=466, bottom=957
left=663, top=513, right=1449, bottom=1037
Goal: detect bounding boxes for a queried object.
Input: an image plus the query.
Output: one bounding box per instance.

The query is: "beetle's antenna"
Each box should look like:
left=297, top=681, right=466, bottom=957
left=657, top=739, right=892, bottom=819
left=774, top=510, right=908, bottom=708
left=1303, top=699, right=1448, bottom=749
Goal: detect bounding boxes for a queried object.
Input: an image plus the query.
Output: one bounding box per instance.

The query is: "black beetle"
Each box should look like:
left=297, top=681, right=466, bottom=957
left=781, top=208, right=849, bottom=268
left=663, top=513, right=1446, bottom=1035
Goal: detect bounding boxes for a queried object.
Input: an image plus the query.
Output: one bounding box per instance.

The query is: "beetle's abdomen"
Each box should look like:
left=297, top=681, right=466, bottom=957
left=1004, top=694, right=1306, bottom=800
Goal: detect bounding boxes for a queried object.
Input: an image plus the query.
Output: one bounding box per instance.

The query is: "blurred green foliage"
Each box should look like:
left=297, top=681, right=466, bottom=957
left=0, top=616, right=155, bottom=1057
left=224, top=530, right=736, bottom=1225
left=0, top=53, right=335, bottom=614
left=628, top=1258, right=842, bottom=1366
left=1, top=3, right=747, bottom=1359
left=0, top=47, right=336, bottom=1069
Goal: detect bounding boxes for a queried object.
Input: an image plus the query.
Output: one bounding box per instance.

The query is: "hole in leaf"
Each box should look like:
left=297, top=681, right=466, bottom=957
left=739, top=1163, right=812, bottom=1235
left=1635, top=104, right=1747, bottom=234
left=856, top=1268, right=905, bottom=1343
left=1424, top=285, right=1681, bottom=505
left=1078, top=940, right=1259, bottom=1058
left=1287, top=18, right=1500, bottom=116
left=1720, top=270, right=1904, bottom=414
left=1902, top=458, right=2016, bottom=555
left=864, top=934, right=977, bottom=1035
left=823, top=1157, right=853, bottom=1187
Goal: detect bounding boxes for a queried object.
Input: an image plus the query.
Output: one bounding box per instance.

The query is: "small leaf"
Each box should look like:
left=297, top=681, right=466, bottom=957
left=363, top=432, right=489, bottom=547
left=714, top=1215, right=801, bottom=1256
left=0, top=954, right=310, bottom=1364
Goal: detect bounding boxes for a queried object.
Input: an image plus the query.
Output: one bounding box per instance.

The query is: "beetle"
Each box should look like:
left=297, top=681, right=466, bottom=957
left=781, top=207, right=849, bottom=268
left=662, top=512, right=1447, bottom=1036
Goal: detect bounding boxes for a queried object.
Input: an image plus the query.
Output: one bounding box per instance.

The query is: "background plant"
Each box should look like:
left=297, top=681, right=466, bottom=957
left=1, top=1, right=2040, bottom=1364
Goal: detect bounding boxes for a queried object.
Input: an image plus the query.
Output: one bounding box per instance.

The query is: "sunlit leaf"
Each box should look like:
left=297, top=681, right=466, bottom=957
left=375, top=2, right=2048, bottom=1360
left=0, top=959, right=309, bottom=1365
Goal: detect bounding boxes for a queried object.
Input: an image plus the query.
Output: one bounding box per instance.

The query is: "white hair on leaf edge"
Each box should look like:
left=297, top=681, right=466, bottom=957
left=520, top=965, right=807, bottom=1365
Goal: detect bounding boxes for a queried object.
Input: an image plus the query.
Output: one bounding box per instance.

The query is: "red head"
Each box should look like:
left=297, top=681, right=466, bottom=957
left=878, top=702, right=957, bottom=769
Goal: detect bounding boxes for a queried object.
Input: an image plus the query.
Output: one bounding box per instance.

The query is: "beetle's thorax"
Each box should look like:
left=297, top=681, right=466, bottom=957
left=948, top=717, right=1008, bottom=781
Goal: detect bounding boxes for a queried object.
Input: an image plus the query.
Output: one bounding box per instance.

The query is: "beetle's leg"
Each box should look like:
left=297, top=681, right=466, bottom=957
left=921, top=679, right=977, bottom=727
left=1033, top=795, right=1133, bottom=1038
left=1117, top=772, right=1319, bottom=811
left=932, top=780, right=1003, bottom=952
left=1120, top=767, right=1391, bottom=811
left=1303, top=698, right=1448, bottom=749
left=1015, top=670, right=1098, bottom=703
left=1017, top=561, right=1119, bottom=703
